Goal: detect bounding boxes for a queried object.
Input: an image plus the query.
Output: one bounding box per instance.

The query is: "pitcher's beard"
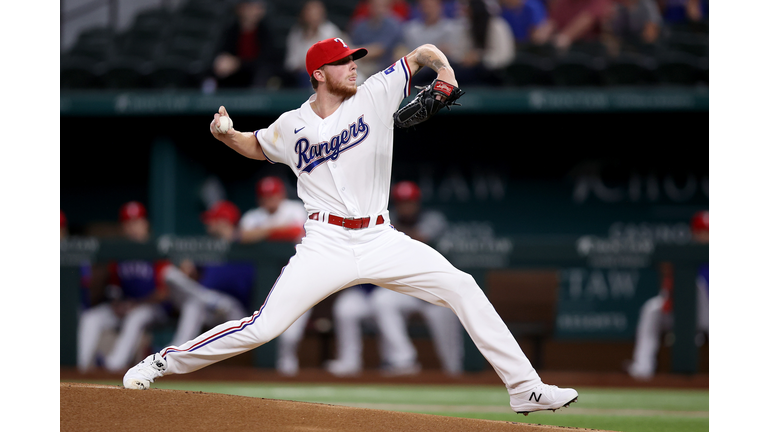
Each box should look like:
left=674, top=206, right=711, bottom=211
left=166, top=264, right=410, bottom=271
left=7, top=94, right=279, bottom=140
left=327, top=75, right=357, bottom=99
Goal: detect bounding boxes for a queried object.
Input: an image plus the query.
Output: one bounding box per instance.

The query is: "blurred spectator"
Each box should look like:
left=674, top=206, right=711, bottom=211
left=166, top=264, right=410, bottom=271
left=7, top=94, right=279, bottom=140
left=657, top=0, right=708, bottom=25
left=201, top=200, right=242, bottom=241
left=284, top=1, right=346, bottom=88
left=389, top=180, right=448, bottom=243
left=77, top=201, right=171, bottom=373
left=349, top=0, right=404, bottom=80
left=325, top=182, right=464, bottom=377
left=410, top=0, right=462, bottom=20
left=207, top=0, right=278, bottom=90
left=498, top=0, right=554, bottom=45
left=626, top=210, right=709, bottom=380
left=239, top=177, right=309, bottom=376
left=239, top=176, right=307, bottom=244
left=604, top=0, right=662, bottom=50
left=164, top=200, right=253, bottom=347
left=393, top=0, right=463, bottom=86
left=350, top=0, right=413, bottom=24
left=452, top=0, right=515, bottom=86
left=548, top=0, right=613, bottom=51
left=61, top=210, right=69, bottom=240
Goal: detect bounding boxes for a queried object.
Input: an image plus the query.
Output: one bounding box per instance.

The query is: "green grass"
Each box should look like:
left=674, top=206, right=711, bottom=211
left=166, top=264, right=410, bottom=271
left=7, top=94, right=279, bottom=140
left=67, top=380, right=708, bottom=432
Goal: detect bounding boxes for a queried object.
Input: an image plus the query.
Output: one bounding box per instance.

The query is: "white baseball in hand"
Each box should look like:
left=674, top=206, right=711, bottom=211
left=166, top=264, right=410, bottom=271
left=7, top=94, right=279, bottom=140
left=216, top=116, right=233, bottom=134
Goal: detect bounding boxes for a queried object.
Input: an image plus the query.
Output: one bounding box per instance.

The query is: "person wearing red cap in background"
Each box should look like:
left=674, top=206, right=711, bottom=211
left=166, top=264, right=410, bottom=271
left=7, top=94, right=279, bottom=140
left=325, top=180, right=463, bottom=377
left=240, top=176, right=309, bottom=376
left=163, top=200, right=254, bottom=348
left=125, top=36, right=577, bottom=416
left=77, top=201, right=172, bottom=374
left=626, top=210, right=709, bottom=380
left=239, top=176, right=308, bottom=244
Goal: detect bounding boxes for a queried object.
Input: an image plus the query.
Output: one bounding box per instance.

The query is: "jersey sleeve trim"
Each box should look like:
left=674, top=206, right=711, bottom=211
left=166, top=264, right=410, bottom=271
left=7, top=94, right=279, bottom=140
left=255, top=130, right=277, bottom=165
left=399, top=57, right=412, bottom=98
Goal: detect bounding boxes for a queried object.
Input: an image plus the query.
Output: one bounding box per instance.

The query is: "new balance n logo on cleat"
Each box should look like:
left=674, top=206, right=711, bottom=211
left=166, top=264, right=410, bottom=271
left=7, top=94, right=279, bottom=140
left=509, top=383, right=579, bottom=415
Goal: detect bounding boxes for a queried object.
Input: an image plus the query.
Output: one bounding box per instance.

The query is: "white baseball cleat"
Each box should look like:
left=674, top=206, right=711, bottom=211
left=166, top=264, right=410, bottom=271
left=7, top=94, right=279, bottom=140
left=626, top=362, right=654, bottom=381
left=380, top=362, right=421, bottom=377
left=276, top=357, right=299, bottom=377
left=123, top=353, right=167, bottom=390
left=509, top=383, right=578, bottom=415
left=325, top=360, right=362, bottom=377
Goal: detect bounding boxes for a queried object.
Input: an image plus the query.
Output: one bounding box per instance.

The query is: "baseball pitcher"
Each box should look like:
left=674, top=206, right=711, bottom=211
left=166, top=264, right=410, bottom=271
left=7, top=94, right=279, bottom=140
left=123, top=38, right=578, bottom=415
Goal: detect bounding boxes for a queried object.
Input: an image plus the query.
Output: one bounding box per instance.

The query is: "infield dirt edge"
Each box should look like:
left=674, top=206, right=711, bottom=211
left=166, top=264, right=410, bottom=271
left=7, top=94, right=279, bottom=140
left=61, top=382, right=615, bottom=432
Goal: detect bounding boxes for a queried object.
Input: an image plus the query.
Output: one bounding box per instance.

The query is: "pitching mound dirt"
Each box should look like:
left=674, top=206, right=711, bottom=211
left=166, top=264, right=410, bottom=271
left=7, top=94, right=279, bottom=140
left=61, top=383, right=612, bottom=432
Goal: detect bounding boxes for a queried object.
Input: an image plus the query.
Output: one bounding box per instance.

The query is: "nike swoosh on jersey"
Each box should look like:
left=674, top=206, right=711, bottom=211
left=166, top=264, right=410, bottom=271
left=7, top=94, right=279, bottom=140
left=294, top=127, right=305, bottom=134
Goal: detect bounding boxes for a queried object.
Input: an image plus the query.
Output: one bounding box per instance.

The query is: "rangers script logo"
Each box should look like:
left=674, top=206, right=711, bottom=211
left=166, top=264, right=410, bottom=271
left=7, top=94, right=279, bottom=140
left=294, top=115, right=370, bottom=174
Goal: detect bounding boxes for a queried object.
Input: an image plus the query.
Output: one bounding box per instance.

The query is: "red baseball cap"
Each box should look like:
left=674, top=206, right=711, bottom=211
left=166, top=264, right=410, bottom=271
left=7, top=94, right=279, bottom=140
left=202, top=200, right=241, bottom=225
left=392, top=181, right=421, bottom=202
left=256, top=176, right=286, bottom=198
left=305, top=37, right=368, bottom=77
left=119, top=201, right=147, bottom=222
left=690, top=210, right=709, bottom=233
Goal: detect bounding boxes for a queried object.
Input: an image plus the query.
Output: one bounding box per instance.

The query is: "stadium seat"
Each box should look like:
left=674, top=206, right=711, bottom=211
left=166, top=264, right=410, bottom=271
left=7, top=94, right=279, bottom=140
left=568, top=40, right=609, bottom=59
left=161, top=35, right=214, bottom=66
left=176, top=0, right=228, bottom=20
left=61, top=55, right=102, bottom=89
left=114, top=32, right=162, bottom=63
left=67, top=27, right=114, bottom=62
left=99, top=58, right=151, bottom=89
left=662, top=31, right=709, bottom=58
left=600, top=54, right=657, bottom=86
left=550, top=53, right=602, bottom=86
left=149, top=60, right=197, bottom=89
left=130, top=8, right=172, bottom=36
left=654, top=52, right=702, bottom=85
left=516, top=42, right=557, bottom=58
left=168, top=15, right=221, bottom=48
left=502, top=53, right=554, bottom=87
left=620, top=40, right=661, bottom=57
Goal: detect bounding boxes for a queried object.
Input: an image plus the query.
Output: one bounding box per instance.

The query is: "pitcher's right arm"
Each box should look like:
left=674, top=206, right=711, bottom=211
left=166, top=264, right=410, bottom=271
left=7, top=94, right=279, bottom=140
left=210, top=106, right=266, bottom=161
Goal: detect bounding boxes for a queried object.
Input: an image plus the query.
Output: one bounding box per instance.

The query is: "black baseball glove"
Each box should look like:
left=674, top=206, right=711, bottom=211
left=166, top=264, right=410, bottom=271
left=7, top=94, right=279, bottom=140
left=393, top=79, right=465, bottom=128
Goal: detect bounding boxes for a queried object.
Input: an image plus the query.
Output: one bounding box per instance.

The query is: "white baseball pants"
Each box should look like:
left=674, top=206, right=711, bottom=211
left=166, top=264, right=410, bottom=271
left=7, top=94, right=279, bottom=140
left=164, top=266, right=247, bottom=347
left=77, top=302, right=166, bottom=373
left=160, top=221, right=542, bottom=393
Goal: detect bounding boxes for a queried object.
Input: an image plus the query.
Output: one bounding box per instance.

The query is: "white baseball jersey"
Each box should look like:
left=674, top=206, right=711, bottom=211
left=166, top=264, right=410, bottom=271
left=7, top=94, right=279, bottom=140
left=239, top=200, right=308, bottom=231
left=256, top=57, right=413, bottom=219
